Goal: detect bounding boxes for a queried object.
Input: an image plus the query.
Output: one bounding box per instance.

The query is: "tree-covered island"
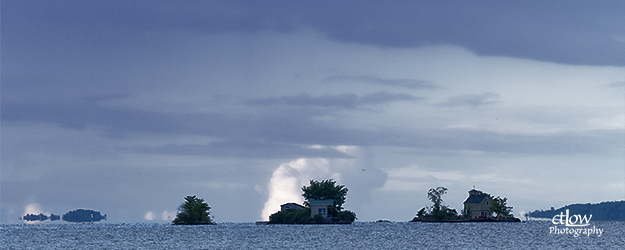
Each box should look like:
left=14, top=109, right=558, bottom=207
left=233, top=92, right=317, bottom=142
left=21, top=209, right=105, bottom=223
left=412, top=187, right=520, bottom=222
left=528, top=201, right=625, bottom=221
left=172, top=195, right=215, bottom=225
left=269, top=179, right=357, bottom=224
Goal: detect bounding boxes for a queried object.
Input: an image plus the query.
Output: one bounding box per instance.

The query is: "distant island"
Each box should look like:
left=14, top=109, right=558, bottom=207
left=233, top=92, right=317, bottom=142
left=411, top=187, right=520, bottom=222
left=268, top=179, right=357, bottom=224
left=62, top=209, right=107, bottom=222
left=22, top=213, right=60, bottom=222
left=528, top=201, right=625, bottom=221
left=172, top=195, right=215, bottom=225
left=22, top=209, right=106, bottom=223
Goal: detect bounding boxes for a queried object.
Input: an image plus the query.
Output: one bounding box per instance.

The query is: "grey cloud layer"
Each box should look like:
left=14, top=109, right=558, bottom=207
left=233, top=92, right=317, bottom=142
left=248, top=92, right=423, bottom=108
left=325, top=75, right=439, bottom=89
left=437, top=93, right=501, bottom=107
left=5, top=0, right=623, bottom=66
left=3, top=96, right=621, bottom=158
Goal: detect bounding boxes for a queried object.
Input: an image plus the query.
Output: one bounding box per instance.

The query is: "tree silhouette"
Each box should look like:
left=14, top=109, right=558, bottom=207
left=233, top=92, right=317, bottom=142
left=301, top=179, right=348, bottom=211
left=490, top=196, right=513, bottom=217
left=173, top=195, right=213, bottom=225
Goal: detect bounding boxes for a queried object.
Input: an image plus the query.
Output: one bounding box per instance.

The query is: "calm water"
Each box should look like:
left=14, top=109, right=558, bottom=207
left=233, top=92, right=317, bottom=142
left=2, top=221, right=624, bottom=249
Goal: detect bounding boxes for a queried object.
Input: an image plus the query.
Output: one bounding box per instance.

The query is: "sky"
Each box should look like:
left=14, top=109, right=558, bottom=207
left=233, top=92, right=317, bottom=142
left=1, top=1, right=624, bottom=224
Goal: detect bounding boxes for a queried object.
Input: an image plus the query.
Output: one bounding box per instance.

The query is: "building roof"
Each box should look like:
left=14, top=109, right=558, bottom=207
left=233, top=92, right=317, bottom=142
left=309, top=199, right=334, bottom=205
left=463, top=194, right=489, bottom=204
left=281, top=203, right=305, bottom=209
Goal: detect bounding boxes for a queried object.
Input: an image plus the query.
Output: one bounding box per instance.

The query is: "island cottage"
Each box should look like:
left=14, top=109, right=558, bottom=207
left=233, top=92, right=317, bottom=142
left=280, top=202, right=305, bottom=211
left=309, top=199, right=334, bottom=218
left=463, top=189, right=493, bottom=219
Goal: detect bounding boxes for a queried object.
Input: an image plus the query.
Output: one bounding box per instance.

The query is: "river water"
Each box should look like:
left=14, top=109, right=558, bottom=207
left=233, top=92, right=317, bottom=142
left=2, top=221, right=624, bottom=249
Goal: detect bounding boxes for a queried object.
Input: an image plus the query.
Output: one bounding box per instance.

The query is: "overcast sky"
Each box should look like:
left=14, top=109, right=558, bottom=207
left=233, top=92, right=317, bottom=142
left=2, top=1, right=624, bottom=224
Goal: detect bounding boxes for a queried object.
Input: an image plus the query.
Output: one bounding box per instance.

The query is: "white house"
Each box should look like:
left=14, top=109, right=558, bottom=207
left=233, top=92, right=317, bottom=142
left=309, top=199, right=334, bottom=218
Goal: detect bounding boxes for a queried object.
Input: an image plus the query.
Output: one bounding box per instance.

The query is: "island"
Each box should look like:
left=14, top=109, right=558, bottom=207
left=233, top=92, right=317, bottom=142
left=268, top=179, right=357, bottom=224
left=172, top=195, right=216, bottom=225
left=62, top=209, right=107, bottom=223
left=528, top=201, right=625, bottom=221
left=22, top=213, right=60, bottom=222
left=22, top=209, right=105, bottom=223
left=411, top=187, right=520, bottom=222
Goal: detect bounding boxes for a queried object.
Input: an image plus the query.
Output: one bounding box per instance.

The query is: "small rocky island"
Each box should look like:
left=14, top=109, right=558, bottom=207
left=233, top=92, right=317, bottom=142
left=411, top=187, right=520, bottom=222
left=268, top=179, right=357, bottom=224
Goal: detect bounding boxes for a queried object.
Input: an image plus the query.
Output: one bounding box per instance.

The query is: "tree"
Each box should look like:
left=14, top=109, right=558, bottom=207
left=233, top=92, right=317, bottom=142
left=427, top=186, right=448, bottom=211
left=173, top=195, right=213, bottom=224
left=461, top=206, right=471, bottom=219
left=301, top=179, right=348, bottom=211
left=416, top=186, right=456, bottom=221
left=338, top=210, right=357, bottom=222
left=300, top=179, right=356, bottom=223
left=416, top=207, right=427, bottom=218
left=490, top=196, right=513, bottom=218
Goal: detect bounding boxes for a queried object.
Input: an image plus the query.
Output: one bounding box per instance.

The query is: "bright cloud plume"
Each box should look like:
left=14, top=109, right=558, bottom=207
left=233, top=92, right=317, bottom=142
left=24, top=203, right=43, bottom=216
left=261, top=146, right=387, bottom=220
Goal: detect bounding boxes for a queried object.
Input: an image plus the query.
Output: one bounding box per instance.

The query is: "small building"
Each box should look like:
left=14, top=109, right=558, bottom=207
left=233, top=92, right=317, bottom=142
left=463, top=189, right=493, bottom=219
left=280, top=202, right=305, bottom=212
left=309, top=199, right=334, bottom=218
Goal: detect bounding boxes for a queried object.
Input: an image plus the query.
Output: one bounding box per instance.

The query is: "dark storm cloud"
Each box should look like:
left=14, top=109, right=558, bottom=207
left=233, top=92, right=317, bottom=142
left=5, top=1, right=623, bottom=66
left=291, top=1, right=625, bottom=66
left=0, top=96, right=369, bottom=146
left=325, top=75, right=439, bottom=89
left=248, top=92, right=423, bottom=108
left=436, top=93, right=500, bottom=107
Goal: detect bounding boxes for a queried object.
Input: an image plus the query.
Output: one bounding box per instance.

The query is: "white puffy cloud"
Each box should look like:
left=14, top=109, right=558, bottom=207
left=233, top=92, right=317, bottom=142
left=144, top=211, right=155, bottom=221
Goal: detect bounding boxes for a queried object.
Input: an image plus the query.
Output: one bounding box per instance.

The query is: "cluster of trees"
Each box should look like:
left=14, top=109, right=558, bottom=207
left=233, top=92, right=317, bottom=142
left=269, top=179, right=357, bottom=224
left=269, top=207, right=316, bottom=224
left=490, top=196, right=513, bottom=218
left=173, top=195, right=214, bottom=225
left=416, top=187, right=458, bottom=221
left=415, top=186, right=513, bottom=222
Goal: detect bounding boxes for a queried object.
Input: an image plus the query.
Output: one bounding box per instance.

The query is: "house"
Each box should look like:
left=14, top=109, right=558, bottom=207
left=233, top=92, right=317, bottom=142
left=280, top=202, right=305, bottom=212
left=309, top=199, right=334, bottom=218
left=463, top=189, right=493, bottom=219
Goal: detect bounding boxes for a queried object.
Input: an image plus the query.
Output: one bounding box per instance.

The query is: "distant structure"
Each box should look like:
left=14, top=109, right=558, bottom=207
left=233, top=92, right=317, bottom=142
left=310, top=199, right=334, bottom=218
left=463, top=189, right=493, bottom=219
left=280, top=203, right=305, bottom=211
